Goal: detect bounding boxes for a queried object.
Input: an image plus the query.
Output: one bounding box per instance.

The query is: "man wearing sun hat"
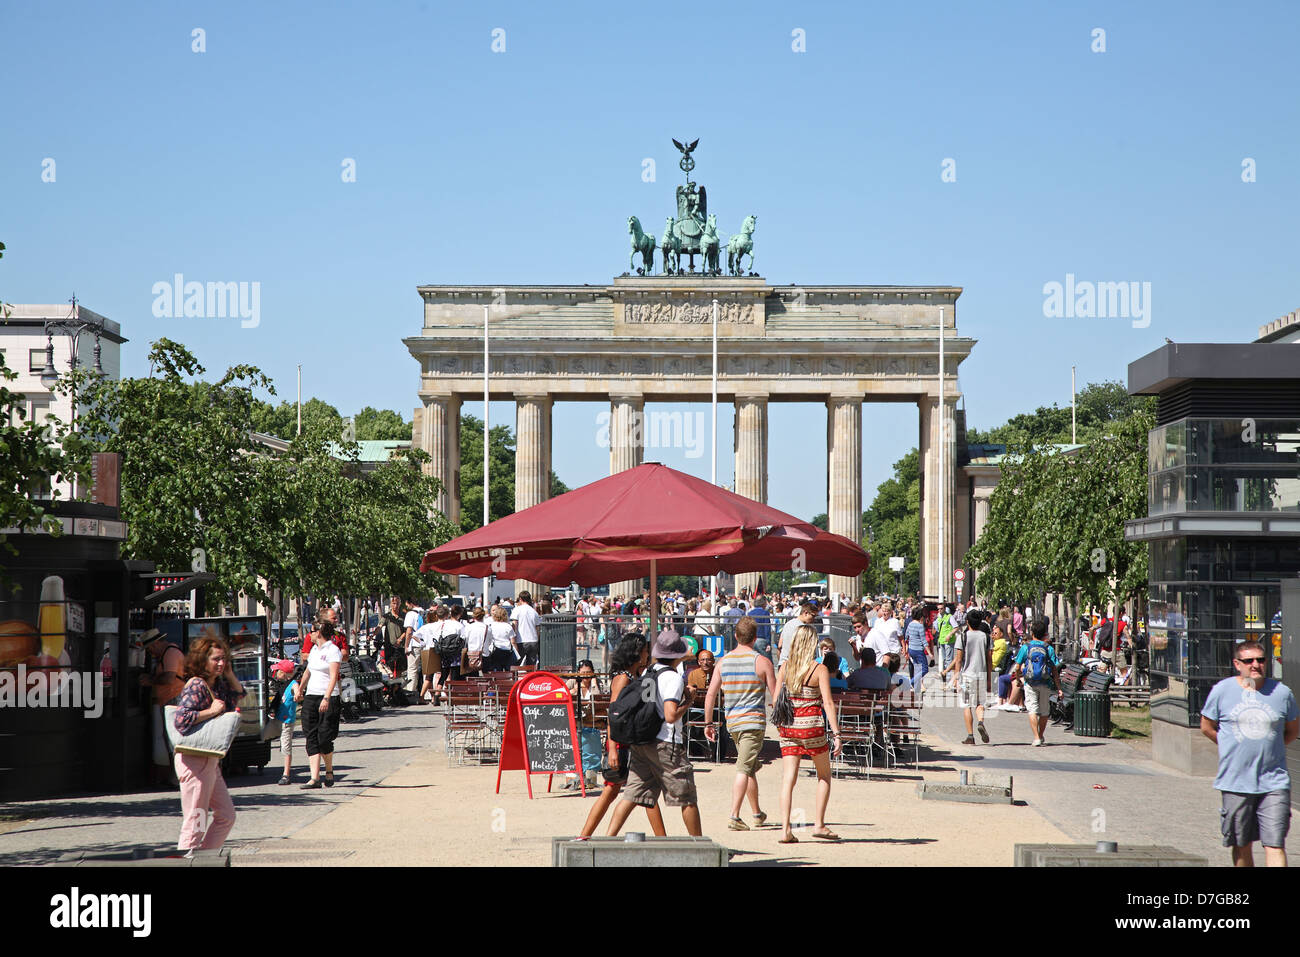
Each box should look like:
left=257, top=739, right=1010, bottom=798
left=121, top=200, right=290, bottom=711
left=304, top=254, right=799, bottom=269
left=607, top=627, right=703, bottom=837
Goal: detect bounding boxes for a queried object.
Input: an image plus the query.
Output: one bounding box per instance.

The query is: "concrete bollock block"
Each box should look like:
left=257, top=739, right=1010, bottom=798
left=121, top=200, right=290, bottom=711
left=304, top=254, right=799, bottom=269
left=53, top=848, right=231, bottom=867
left=552, top=835, right=730, bottom=867
left=1014, top=844, right=1207, bottom=867
left=916, top=781, right=1013, bottom=804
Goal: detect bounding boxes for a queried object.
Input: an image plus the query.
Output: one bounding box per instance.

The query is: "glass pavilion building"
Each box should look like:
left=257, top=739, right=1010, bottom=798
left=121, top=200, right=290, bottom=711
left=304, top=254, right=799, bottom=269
left=1125, top=334, right=1300, bottom=774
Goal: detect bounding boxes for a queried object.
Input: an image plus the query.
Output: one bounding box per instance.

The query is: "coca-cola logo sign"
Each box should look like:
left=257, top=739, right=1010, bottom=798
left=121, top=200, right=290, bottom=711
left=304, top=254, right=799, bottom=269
left=516, top=672, right=567, bottom=701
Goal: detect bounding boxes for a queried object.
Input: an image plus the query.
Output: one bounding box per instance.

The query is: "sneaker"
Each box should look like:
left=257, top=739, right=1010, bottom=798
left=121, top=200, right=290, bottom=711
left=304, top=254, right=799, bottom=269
left=728, top=817, right=750, bottom=831
left=962, top=735, right=976, bottom=745
left=977, top=721, right=989, bottom=743
left=753, top=811, right=768, bottom=827
left=1031, top=738, right=1043, bottom=747
left=277, top=775, right=290, bottom=786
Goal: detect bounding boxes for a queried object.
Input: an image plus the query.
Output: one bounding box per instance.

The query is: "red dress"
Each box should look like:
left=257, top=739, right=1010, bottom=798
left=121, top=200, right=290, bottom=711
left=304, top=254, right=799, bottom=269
left=778, top=681, right=829, bottom=758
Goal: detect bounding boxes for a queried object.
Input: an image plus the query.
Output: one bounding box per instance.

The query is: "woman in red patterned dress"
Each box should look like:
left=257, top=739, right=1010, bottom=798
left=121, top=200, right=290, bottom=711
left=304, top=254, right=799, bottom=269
left=775, top=624, right=843, bottom=843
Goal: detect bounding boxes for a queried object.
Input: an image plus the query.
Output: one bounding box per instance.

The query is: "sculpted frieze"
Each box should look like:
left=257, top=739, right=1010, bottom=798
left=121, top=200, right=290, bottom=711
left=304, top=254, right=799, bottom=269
left=624, top=299, right=756, bottom=324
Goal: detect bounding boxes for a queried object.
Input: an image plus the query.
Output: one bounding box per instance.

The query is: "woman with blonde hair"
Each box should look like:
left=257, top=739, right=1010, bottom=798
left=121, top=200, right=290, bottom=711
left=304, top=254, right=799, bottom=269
left=775, top=624, right=842, bottom=843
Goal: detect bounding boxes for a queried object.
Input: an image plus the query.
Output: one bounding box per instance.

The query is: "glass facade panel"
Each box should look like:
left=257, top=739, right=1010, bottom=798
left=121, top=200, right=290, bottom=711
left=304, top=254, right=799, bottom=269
left=1148, top=419, right=1300, bottom=516
left=1147, top=537, right=1290, bottom=727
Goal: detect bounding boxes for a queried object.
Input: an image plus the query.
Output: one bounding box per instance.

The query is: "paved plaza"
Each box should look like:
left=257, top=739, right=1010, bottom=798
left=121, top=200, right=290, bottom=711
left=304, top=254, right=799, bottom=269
left=0, top=696, right=1228, bottom=867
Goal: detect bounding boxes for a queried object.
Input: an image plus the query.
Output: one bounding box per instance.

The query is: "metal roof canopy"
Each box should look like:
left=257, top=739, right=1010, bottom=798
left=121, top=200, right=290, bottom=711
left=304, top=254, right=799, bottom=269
left=1127, top=343, right=1300, bottom=396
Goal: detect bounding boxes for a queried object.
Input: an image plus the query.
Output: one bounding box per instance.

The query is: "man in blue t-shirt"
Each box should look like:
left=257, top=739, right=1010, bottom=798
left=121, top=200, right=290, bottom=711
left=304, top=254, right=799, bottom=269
left=1011, top=618, right=1061, bottom=746
left=1200, top=639, right=1299, bottom=867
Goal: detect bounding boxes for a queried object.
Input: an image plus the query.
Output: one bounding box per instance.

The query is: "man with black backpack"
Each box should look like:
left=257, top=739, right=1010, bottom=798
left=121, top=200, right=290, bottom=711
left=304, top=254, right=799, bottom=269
left=1011, top=618, right=1062, bottom=746
left=606, top=628, right=702, bottom=837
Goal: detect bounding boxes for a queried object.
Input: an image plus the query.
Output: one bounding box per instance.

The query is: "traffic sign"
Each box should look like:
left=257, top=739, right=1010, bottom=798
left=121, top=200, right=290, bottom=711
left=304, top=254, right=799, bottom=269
left=889, top=556, right=905, bottom=572
left=953, top=569, right=965, bottom=582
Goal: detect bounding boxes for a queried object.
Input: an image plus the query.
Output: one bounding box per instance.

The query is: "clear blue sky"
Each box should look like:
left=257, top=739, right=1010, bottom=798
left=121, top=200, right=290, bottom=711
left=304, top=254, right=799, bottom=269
left=4, top=0, right=1297, bottom=521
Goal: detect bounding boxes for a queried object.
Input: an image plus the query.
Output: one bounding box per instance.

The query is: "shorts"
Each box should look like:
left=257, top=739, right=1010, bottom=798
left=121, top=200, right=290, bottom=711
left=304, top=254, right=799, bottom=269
left=622, top=740, right=698, bottom=808
left=958, top=673, right=988, bottom=710
left=1023, top=682, right=1053, bottom=716
left=1221, top=790, right=1291, bottom=848
left=730, top=727, right=765, bottom=777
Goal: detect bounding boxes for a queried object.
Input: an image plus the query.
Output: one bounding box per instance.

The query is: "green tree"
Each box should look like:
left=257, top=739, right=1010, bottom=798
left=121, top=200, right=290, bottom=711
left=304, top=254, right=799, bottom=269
left=457, top=413, right=570, bottom=534
left=862, top=449, right=921, bottom=594
left=965, top=407, right=1153, bottom=611
left=251, top=397, right=343, bottom=441
left=67, top=339, right=277, bottom=601
left=354, top=407, right=411, bottom=441
left=967, top=380, right=1154, bottom=448
left=459, top=414, right=517, bottom=533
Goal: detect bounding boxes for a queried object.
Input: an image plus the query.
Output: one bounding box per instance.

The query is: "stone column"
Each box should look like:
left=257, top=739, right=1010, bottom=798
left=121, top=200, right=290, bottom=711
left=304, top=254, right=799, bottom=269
left=734, top=395, right=768, bottom=598
left=421, top=395, right=461, bottom=527
left=918, top=393, right=958, bottom=600
left=514, top=393, right=552, bottom=599
left=973, top=495, right=992, bottom=543
left=609, top=394, right=645, bottom=600
left=826, top=396, right=863, bottom=603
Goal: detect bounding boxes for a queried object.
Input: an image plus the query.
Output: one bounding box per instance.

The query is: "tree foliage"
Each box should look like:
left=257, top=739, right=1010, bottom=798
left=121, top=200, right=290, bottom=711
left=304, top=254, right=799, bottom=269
left=65, top=339, right=456, bottom=607
left=251, top=397, right=344, bottom=442
left=457, top=412, right=570, bottom=534
left=354, top=406, right=411, bottom=441
left=967, top=381, right=1154, bottom=448
left=965, top=407, right=1152, bottom=609
left=862, top=449, right=921, bottom=594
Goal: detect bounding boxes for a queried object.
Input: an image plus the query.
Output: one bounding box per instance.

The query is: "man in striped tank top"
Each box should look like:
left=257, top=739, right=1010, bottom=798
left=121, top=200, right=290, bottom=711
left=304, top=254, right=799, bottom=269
left=704, top=616, right=777, bottom=830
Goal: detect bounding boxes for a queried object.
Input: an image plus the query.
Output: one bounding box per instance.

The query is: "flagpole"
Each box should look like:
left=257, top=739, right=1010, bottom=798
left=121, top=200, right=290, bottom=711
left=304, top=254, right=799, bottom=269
left=482, top=305, right=490, bottom=607
left=938, top=306, right=945, bottom=602
left=710, top=298, right=719, bottom=612
left=1071, top=365, right=1077, bottom=444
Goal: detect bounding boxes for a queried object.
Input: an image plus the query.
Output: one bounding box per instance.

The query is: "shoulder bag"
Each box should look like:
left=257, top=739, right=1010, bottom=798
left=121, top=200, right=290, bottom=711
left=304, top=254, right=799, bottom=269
left=165, top=705, right=242, bottom=758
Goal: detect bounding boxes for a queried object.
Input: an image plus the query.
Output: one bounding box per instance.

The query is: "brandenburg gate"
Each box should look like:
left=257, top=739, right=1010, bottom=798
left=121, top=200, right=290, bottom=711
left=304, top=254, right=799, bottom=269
left=405, top=142, right=976, bottom=601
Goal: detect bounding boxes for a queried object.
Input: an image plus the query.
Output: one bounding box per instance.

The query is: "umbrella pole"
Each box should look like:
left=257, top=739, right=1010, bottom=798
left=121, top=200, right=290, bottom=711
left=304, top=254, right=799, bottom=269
left=649, top=558, right=658, bottom=638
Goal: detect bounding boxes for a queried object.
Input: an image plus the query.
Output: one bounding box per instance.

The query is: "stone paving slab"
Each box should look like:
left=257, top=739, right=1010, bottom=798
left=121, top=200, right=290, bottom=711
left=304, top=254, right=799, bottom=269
left=0, top=704, right=443, bottom=866
left=0, top=689, right=1233, bottom=867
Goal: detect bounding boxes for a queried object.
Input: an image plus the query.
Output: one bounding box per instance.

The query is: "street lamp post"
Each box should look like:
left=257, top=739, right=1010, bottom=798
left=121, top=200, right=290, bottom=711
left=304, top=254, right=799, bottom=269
left=38, top=296, right=104, bottom=497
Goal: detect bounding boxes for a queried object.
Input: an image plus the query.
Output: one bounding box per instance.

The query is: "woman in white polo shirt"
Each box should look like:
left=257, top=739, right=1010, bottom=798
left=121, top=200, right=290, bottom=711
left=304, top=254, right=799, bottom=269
left=295, top=620, right=343, bottom=789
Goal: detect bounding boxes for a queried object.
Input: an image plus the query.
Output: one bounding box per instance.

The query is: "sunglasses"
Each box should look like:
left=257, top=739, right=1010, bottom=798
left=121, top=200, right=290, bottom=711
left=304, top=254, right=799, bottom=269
left=1237, top=657, right=1266, bottom=665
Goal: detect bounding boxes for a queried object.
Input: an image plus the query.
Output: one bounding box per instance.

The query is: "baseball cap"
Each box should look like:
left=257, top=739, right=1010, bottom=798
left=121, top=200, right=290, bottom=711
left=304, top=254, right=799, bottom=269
left=650, top=628, right=688, bottom=660
left=272, top=659, right=295, bottom=675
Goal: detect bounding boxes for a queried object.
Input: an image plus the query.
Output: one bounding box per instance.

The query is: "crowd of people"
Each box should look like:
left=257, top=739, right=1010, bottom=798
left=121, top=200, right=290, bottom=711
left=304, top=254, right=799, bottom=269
left=155, top=584, right=1294, bottom=867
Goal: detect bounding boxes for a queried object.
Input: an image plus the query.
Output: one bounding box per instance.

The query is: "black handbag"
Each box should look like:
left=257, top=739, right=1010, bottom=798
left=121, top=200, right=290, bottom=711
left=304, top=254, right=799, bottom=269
left=771, top=684, right=795, bottom=726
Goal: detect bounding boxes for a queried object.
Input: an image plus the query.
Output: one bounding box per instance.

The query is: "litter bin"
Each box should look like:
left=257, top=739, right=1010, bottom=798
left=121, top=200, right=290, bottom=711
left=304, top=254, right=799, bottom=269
left=1073, top=690, right=1111, bottom=737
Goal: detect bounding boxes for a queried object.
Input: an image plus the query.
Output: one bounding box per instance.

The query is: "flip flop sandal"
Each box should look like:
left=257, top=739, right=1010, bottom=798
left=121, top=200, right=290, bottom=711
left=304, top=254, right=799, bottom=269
left=779, top=833, right=799, bottom=844
left=812, top=830, right=841, bottom=841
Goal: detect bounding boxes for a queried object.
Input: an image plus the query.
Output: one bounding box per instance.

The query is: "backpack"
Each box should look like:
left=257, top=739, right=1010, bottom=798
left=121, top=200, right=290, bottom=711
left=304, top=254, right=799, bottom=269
left=1095, top=620, right=1114, bottom=651
left=435, top=622, right=464, bottom=659
left=1025, top=641, right=1054, bottom=684
left=608, top=666, right=665, bottom=746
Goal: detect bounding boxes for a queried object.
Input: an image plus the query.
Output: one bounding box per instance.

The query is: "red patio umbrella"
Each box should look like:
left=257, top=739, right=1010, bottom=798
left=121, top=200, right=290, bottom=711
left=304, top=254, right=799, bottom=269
left=421, top=462, right=868, bottom=636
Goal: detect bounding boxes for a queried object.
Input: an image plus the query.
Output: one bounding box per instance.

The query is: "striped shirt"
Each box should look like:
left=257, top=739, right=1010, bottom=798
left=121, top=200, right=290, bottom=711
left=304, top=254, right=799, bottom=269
left=718, top=645, right=766, bottom=732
